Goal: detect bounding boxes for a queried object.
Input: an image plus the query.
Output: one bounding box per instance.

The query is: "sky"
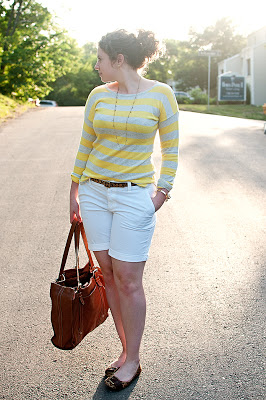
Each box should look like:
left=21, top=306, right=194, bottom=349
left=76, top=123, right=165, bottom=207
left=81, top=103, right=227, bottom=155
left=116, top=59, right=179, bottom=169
left=40, top=0, right=265, bottom=46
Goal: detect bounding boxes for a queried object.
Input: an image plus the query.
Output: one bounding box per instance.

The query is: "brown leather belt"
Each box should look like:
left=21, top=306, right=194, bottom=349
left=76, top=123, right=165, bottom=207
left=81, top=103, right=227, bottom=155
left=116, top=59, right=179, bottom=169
left=90, top=178, right=138, bottom=188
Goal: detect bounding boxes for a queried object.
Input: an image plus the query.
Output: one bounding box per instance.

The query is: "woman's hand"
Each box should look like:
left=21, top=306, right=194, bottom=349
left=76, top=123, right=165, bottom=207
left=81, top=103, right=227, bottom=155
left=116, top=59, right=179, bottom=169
left=70, top=181, right=82, bottom=223
left=151, top=190, right=168, bottom=212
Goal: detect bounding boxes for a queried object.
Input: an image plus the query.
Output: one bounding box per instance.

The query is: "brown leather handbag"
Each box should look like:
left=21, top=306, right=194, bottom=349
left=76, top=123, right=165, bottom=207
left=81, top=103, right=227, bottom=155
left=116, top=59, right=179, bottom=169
left=50, top=220, right=109, bottom=350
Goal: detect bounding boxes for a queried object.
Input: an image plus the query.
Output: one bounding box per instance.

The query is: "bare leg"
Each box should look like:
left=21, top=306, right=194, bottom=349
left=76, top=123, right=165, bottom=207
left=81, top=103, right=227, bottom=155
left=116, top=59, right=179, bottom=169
left=111, top=258, right=146, bottom=381
left=94, top=250, right=126, bottom=368
left=93, top=251, right=147, bottom=379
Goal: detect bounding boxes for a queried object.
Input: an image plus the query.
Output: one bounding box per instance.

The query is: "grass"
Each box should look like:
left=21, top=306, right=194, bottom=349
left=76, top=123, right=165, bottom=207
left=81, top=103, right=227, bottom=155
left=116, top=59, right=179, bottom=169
left=0, top=94, right=35, bottom=124
left=178, top=104, right=266, bottom=121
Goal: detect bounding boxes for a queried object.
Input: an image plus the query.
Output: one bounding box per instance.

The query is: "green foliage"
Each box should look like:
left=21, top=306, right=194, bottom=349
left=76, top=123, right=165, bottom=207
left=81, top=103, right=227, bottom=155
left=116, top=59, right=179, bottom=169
left=179, top=104, right=266, bottom=121
left=246, top=84, right=251, bottom=105
left=49, top=45, right=102, bottom=105
left=0, top=92, right=34, bottom=122
left=146, top=39, right=180, bottom=83
left=187, top=18, right=246, bottom=94
left=0, top=0, right=80, bottom=99
left=146, top=20, right=246, bottom=98
left=0, top=93, right=18, bottom=118
left=175, top=96, right=192, bottom=104
left=189, top=88, right=208, bottom=104
left=0, top=5, right=248, bottom=106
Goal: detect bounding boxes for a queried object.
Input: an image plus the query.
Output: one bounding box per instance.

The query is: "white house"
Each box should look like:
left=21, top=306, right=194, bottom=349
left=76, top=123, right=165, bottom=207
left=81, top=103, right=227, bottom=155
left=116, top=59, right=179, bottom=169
left=218, top=26, right=266, bottom=106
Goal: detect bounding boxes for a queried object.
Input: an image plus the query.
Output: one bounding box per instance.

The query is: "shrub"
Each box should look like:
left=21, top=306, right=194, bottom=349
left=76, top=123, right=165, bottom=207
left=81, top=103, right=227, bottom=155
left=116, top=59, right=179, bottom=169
left=175, top=96, right=192, bottom=104
left=189, top=88, right=208, bottom=104
left=246, top=84, right=251, bottom=105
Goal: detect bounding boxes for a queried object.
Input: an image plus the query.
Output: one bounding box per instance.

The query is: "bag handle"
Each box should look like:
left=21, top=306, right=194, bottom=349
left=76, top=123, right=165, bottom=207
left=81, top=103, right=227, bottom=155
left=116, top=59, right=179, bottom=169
left=80, top=223, right=94, bottom=267
left=74, top=222, right=81, bottom=287
left=58, top=219, right=78, bottom=279
left=58, top=220, right=94, bottom=281
left=74, top=222, right=94, bottom=268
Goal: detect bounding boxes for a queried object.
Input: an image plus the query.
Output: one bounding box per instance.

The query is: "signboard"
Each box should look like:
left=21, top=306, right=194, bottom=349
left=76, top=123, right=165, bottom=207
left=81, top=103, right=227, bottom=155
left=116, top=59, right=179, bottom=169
left=218, top=74, right=246, bottom=102
left=198, top=50, right=221, bottom=57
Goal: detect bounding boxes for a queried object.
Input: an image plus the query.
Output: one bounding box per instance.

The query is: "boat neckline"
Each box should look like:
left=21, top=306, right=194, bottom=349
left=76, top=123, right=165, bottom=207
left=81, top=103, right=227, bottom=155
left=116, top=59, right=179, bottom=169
left=104, top=81, right=160, bottom=96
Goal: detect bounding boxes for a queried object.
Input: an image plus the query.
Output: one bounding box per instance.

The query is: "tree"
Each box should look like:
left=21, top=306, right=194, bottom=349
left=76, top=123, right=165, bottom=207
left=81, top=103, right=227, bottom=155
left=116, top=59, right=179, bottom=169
left=0, top=0, right=80, bottom=99
left=147, top=18, right=246, bottom=95
left=49, top=43, right=102, bottom=106
left=189, top=17, right=246, bottom=60
left=146, top=39, right=180, bottom=83
left=186, top=18, right=246, bottom=94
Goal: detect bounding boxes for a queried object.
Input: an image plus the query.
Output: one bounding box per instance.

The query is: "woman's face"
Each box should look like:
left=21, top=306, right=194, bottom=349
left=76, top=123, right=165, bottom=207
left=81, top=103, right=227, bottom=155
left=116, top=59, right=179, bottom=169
left=95, top=47, right=116, bottom=82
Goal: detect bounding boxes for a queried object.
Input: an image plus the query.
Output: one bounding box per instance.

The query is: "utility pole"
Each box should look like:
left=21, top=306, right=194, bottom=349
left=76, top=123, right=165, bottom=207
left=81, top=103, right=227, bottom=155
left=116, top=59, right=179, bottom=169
left=198, top=50, right=221, bottom=110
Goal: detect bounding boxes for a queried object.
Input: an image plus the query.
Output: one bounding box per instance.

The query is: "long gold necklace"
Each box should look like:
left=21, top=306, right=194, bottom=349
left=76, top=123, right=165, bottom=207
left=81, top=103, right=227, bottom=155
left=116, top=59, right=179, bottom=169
left=112, top=76, right=141, bottom=148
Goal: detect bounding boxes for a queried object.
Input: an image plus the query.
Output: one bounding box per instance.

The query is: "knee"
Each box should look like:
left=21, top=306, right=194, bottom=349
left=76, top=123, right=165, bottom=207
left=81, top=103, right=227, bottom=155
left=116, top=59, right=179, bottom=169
left=114, top=274, right=141, bottom=297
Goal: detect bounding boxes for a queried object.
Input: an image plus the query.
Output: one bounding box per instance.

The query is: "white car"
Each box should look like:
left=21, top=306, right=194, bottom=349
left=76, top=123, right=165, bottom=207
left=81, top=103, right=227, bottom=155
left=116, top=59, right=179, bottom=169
left=39, top=100, right=58, bottom=107
left=174, top=91, right=193, bottom=100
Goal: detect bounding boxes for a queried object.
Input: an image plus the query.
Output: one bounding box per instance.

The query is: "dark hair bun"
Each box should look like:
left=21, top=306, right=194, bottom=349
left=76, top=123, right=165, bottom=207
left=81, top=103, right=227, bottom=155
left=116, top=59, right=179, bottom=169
left=137, top=30, right=160, bottom=62
left=99, top=29, right=161, bottom=69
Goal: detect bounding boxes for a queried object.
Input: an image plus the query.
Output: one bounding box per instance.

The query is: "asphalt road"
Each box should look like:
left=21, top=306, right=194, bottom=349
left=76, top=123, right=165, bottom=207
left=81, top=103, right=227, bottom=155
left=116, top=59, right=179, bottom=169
left=0, top=107, right=265, bottom=400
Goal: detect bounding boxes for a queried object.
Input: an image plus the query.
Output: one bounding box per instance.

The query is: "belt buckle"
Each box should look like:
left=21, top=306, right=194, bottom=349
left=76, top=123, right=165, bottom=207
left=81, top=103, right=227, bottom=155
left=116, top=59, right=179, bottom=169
left=105, top=181, right=111, bottom=188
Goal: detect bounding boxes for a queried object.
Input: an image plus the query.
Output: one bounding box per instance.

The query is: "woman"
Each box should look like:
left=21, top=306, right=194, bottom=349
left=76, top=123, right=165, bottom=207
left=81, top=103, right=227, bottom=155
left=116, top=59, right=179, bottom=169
left=70, top=29, right=179, bottom=391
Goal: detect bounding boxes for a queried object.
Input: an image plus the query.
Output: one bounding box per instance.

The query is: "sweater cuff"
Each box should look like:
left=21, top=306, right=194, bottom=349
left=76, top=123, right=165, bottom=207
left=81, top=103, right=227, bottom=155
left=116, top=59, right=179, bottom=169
left=157, top=178, right=173, bottom=192
left=71, top=174, right=80, bottom=184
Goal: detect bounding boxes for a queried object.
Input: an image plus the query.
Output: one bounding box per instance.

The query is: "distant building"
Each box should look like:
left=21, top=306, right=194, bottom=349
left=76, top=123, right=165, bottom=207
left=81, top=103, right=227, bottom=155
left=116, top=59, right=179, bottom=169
left=218, top=26, right=266, bottom=106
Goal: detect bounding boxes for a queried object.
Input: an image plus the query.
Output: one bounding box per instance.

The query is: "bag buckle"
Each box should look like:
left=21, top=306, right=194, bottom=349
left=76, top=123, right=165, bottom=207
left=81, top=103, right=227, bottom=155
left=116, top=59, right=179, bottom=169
left=57, top=274, right=65, bottom=283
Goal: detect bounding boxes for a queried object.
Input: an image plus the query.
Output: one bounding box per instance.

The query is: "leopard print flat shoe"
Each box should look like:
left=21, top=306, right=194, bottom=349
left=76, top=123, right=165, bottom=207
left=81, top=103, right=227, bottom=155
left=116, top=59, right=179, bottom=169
left=105, top=365, right=142, bottom=391
left=104, top=366, right=120, bottom=377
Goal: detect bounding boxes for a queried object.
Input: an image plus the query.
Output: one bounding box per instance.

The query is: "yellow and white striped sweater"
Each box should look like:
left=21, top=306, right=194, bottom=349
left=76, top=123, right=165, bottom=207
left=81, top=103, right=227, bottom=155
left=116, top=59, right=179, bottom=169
left=71, top=82, right=179, bottom=191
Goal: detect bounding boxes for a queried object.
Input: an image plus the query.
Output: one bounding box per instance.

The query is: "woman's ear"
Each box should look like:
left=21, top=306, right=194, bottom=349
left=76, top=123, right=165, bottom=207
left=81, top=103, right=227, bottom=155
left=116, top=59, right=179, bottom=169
left=116, top=53, right=125, bottom=68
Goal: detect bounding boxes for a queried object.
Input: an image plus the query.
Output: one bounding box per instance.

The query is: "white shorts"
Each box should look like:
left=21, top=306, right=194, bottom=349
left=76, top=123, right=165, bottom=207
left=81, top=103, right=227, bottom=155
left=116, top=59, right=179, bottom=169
left=78, top=179, right=157, bottom=262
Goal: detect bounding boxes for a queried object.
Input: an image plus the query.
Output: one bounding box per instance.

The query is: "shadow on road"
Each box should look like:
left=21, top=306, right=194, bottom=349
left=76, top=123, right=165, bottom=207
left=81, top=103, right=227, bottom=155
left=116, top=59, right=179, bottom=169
left=92, top=376, right=139, bottom=399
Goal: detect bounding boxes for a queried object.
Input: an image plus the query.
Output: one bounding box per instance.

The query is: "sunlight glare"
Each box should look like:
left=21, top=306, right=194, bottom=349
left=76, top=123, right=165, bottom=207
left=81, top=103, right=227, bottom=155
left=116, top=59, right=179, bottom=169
left=40, top=0, right=266, bottom=45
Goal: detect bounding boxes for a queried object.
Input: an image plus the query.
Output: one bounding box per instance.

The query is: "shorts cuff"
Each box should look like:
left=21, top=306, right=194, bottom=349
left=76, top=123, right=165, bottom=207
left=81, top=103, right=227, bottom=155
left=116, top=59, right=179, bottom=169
left=87, top=242, right=110, bottom=251
left=109, top=249, right=149, bottom=263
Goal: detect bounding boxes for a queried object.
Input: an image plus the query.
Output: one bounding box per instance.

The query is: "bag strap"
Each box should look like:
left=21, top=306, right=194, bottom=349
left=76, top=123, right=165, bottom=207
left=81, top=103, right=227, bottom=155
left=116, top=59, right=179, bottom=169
left=80, top=223, right=94, bottom=267
left=58, top=220, right=94, bottom=281
left=74, top=222, right=81, bottom=287
left=58, top=220, right=78, bottom=279
left=74, top=222, right=95, bottom=268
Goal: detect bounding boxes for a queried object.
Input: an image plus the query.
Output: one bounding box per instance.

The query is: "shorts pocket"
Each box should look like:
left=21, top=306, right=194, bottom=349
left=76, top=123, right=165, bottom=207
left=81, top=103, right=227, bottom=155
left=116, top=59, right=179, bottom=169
left=144, top=185, right=156, bottom=213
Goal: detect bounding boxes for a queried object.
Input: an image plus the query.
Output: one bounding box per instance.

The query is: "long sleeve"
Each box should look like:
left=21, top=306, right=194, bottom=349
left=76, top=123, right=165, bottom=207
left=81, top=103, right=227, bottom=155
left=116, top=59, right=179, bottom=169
left=71, top=95, right=97, bottom=183
left=157, top=90, right=179, bottom=191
